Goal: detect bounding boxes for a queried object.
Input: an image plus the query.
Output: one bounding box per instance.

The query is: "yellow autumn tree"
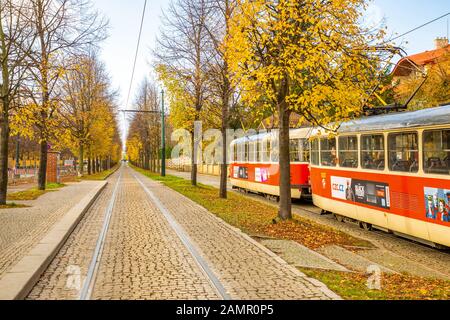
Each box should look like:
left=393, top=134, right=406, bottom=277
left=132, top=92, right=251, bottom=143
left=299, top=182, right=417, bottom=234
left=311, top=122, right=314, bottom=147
left=226, top=0, right=385, bottom=219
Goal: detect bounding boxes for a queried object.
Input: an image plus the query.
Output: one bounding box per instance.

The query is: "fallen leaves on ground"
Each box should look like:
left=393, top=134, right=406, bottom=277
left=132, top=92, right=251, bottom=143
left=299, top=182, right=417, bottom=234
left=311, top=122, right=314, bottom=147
left=302, top=268, right=450, bottom=300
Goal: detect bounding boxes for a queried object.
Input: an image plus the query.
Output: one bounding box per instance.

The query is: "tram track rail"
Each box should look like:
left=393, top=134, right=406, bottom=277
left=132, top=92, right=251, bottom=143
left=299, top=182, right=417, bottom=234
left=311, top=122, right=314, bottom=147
left=79, top=167, right=123, bottom=300
left=132, top=171, right=231, bottom=300
left=75, top=165, right=230, bottom=300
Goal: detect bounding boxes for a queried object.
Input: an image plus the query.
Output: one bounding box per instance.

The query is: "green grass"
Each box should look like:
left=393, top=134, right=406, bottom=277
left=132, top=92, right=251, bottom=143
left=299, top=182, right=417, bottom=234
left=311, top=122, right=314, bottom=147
left=0, top=202, right=30, bottom=209
left=7, top=183, right=66, bottom=201
left=132, top=165, right=372, bottom=250
left=301, top=268, right=450, bottom=300
left=81, top=165, right=119, bottom=181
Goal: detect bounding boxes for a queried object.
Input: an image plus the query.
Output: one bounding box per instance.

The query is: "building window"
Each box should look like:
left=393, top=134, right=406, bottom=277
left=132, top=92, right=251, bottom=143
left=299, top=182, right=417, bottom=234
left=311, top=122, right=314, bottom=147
left=339, top=136, right=358, bottom=168
left=423, top=129, right=450, bottom=175
left=320, top=138, right=337, bottom=167
left=311, top=139, right=319, bottom=165
left=361, top=135, right=385, bottom=171
left=388, top=132, right=419, bottom=173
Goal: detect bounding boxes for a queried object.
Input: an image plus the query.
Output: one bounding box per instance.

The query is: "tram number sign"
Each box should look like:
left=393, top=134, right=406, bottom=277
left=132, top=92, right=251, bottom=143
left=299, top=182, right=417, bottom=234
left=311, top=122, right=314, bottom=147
left=331, top=176, right=391, bottom=209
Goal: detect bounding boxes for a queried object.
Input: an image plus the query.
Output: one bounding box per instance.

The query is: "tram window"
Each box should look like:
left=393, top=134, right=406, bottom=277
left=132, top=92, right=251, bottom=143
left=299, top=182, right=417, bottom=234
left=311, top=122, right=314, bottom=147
left=253, top=141, right=260, bottom=163
left=339, top=136, right=358, bottom=168
left=238, top=142, right=245, bottom=162
left=300, top=139, right=310, bottom=163
left=361, top=135, right=385, bottom=171
left=271, top=140, right=279, bottom=163
left=290, top=139, right=301, bottom=162
left=423, top=129, right=450, bottom=175
left=233, top=143, right=238, bottom=162
left=244, top=142, right=249, bottom=162
left=311, top=139, right=319, bottom=165
left=248, top=141, right=254, bottom=162
left=320, top=138, right=337, bottom=167
left=261, top=139, right=271, bottom=162
left=388, top=132, right=419, bottom=173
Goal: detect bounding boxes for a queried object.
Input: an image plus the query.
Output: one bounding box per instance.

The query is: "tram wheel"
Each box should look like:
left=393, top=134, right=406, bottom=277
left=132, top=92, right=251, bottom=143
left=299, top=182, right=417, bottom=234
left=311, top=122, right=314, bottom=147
left=334, top=214, right=345, bottom=223
left=360, top=222, right=373, bottom=231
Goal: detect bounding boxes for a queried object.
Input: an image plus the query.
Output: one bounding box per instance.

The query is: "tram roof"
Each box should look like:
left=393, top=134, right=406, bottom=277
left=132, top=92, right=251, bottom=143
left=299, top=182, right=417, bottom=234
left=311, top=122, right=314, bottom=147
left=338, top=104, right=450, bottom=134
left=231, top=127, right=312, bottom=144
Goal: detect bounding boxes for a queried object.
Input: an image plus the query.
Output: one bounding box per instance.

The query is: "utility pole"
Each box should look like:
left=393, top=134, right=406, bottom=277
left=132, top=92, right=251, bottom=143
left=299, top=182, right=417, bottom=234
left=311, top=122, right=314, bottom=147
left=120, top=102, right=167, bottom=177
left=161, top=89, right=166, bottom=177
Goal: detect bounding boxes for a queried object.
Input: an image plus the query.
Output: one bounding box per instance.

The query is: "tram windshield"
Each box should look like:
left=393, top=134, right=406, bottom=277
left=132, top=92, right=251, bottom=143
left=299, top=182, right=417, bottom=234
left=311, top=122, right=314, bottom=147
left=290, top=139, right=310, bottom=162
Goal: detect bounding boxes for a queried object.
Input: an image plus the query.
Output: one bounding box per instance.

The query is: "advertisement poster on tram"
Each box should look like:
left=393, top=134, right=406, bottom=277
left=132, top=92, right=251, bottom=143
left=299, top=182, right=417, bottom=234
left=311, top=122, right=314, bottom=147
left=424, top=187, right=450, bottom=222
left=331, top=176, right=391, bottom=209
left=255, top=168, right=269, bottom=183
left=239, top=167, right=249, bottom=179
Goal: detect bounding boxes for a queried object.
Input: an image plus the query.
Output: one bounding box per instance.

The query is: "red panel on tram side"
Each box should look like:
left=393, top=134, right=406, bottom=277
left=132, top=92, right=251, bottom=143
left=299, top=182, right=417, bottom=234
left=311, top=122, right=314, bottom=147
left=310, top=167, right=450, bottom=227
left=230, top=163, right=310, bottom=187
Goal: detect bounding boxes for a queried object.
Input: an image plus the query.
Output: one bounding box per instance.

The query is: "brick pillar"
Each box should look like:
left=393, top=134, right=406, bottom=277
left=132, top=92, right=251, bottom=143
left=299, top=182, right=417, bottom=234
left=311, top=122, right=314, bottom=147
left=46, top=151, right=60, bottom=184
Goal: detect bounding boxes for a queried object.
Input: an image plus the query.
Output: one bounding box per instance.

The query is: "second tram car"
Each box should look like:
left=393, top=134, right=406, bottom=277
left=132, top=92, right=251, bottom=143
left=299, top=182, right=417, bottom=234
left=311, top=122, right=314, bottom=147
left=310, top=105, right=450, bottom=248
left=230, top=128, right=312, bottom=200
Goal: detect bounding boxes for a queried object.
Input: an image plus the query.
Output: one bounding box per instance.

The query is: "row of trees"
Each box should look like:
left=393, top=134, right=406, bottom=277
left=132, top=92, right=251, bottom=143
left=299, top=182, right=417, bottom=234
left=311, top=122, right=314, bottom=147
left=0, top=0, right=121, bottom=205
left=126, top=79, right=167, bottom=172
left=146, top=0, right=389, bottom=220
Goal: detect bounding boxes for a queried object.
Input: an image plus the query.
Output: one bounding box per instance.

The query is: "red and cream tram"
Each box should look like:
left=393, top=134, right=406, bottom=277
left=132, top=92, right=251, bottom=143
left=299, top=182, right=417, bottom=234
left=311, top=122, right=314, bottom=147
left=310, top=105, right=450, bottom=248
left=230, top=128, right=312, bottom=200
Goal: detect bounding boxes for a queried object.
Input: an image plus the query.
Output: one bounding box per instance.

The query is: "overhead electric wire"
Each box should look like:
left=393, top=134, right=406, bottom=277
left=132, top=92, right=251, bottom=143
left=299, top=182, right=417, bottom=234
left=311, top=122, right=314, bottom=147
left=382, top=12, right=450, bottom=45
left=125, top=0, right=148, bottom=110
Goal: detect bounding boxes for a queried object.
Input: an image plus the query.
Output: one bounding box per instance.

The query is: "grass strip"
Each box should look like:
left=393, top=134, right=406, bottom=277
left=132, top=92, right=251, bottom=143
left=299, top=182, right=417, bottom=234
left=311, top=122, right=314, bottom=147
left=301, top=268, right=450, bottom=300
left=81, top=165, right=119, bottom=181
left=7, top=183, right=66, bottom=201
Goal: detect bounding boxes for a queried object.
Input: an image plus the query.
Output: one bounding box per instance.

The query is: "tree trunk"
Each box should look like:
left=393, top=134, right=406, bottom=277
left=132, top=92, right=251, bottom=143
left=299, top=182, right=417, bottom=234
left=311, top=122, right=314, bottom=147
left=278, top=101, right=292, bottom=220
left=0, top=116, right=9, bottom=205
left=38, top=139, right=47, bottom=190
left=87, top=156, right=91, bottom=175
left=78, top=144, right=84, bottom=176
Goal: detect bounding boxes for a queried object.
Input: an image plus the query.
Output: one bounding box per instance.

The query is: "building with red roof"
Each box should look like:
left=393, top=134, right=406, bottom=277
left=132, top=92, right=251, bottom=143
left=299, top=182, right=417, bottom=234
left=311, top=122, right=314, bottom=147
left=392, top=37, right=450, bottom=79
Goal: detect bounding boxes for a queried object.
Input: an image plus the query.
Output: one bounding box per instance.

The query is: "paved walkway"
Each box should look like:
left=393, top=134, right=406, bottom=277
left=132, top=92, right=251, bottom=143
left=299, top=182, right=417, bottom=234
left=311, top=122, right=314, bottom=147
left=29, top=166, right=338, bottom=300
left=0, top=181, right=105, bottom=281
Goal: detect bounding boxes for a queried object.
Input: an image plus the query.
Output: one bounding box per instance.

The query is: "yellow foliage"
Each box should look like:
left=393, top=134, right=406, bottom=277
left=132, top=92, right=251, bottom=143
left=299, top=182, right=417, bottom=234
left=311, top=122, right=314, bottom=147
left=225, top=0, right=385, bottom=129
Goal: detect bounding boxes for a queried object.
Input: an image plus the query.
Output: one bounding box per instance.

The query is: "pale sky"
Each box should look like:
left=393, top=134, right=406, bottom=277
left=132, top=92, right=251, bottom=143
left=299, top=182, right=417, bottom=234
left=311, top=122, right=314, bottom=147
left=91, top=0, right=450, bottom=141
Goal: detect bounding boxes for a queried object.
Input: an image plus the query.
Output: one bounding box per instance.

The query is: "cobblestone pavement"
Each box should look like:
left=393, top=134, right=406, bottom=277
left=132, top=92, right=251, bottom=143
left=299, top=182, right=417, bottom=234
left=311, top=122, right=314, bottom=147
left=28, top=166, right=337, bottom=300
left=134, top=169, right=336, bottom=300
left=167, top=169, right=450, bottom=280
left=30, top=168, right=220, bottom=300
left=0, top=181, right=103, bottom=280
left=28, top=174, right=121, bottom=300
